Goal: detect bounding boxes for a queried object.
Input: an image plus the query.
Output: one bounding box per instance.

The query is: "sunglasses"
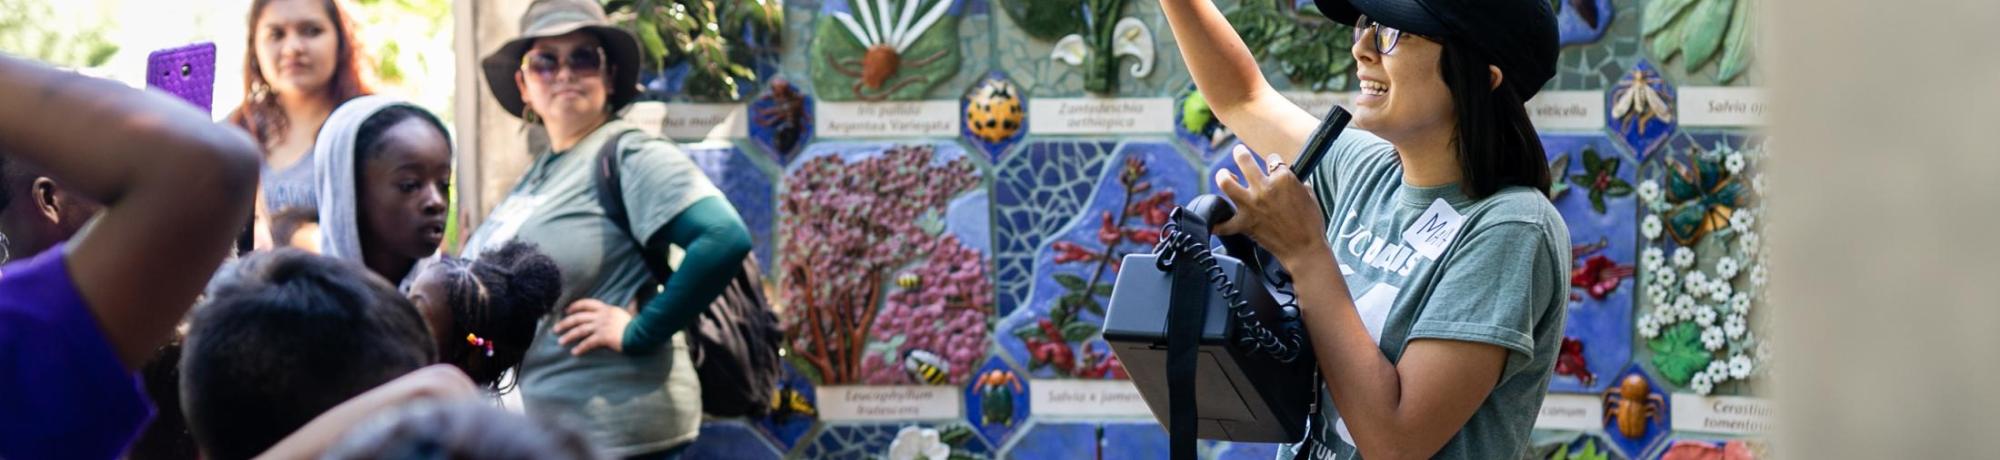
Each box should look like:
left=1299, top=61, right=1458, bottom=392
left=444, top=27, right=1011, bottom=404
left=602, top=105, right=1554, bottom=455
left=520, top=46, right=606, bottom=80
left=1352, top=14, right=1432, bottom=56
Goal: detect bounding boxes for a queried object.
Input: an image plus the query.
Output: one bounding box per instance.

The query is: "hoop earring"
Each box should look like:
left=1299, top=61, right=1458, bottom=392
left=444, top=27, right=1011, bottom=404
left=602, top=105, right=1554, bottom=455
left=250, top=81, right=271, bottom=105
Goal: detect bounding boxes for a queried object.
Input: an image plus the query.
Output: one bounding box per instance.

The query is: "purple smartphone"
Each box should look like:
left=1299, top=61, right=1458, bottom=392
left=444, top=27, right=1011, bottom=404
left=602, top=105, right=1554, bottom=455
left=147, top=42, right=216, bottom=113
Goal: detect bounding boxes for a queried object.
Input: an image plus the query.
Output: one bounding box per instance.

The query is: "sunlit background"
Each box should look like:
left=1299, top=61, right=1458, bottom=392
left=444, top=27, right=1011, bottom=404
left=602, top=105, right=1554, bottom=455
left=0, top=0, right=455, bottom=123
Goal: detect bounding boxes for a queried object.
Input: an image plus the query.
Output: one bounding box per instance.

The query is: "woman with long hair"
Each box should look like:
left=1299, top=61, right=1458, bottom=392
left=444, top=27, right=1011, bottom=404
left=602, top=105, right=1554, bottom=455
left=228, top=0, right=374, bottom=251
left=1159, top=0, right=1570, bottom=457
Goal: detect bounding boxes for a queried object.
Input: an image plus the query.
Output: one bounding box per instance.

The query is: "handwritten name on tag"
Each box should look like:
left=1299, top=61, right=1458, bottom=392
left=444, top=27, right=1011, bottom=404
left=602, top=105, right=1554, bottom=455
left=1402, top=198, right=1465, bottom=260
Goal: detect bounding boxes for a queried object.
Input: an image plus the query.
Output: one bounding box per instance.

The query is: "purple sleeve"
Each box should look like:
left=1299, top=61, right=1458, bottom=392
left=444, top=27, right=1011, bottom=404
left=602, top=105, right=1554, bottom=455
left=0, top=243, right=156, bottom=460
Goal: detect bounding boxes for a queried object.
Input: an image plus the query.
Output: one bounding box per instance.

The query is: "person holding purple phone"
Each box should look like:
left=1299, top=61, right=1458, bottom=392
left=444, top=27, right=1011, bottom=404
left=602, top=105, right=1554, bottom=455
left=0, top=54, right=262, bottom=459
left=227, top=0, right=376, bottom=251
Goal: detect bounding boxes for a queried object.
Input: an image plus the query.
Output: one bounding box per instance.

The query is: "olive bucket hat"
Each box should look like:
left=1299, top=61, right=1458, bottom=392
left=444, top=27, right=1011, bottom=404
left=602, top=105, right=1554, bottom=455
left=479, top=0, right=644, bottom=119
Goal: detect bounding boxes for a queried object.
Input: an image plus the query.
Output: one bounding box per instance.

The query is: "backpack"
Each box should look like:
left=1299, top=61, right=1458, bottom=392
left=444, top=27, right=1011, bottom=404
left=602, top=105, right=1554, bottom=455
left=594, top=129, right=783, bottom=418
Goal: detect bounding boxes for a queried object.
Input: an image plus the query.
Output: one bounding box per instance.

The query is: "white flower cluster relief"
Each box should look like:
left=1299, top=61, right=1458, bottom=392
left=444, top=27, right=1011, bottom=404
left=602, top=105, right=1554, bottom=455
left=1672, top=247, right=1696, bottom=269
left=1635, top=141, right=1774, bottom=396
left=886, top=426, right=950, bottom=460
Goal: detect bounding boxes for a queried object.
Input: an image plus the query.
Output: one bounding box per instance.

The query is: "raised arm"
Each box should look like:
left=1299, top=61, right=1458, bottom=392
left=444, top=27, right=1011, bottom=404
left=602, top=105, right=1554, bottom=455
left=0, top=55, right=262, bottom=369
left=1158, top=0, right=1324, bottom=157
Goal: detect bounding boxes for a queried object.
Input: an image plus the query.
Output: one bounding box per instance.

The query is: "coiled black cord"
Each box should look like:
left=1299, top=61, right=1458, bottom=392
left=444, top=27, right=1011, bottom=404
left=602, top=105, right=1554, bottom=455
left=1153, top=220, right=1309, bottom=363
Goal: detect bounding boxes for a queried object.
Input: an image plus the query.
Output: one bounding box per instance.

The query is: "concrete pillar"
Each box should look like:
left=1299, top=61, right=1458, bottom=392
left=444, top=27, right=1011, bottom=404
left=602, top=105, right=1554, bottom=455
left=1769, top=0, right=2000, bottom=457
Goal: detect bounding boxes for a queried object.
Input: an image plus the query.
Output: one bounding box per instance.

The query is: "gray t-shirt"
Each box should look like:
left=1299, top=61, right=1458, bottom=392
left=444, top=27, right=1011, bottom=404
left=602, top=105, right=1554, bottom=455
left=1279, top=130, right=1569, bottom=460
left=262, top=150, right=317, bottom=218
left=464, top=120, right=721, bottom=456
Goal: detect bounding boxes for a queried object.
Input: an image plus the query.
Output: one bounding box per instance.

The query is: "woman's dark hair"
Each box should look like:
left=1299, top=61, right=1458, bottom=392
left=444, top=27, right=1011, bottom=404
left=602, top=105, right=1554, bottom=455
left=1437, top=38, right=1551, bottom=200
left=227, top=0, right=375, bottom=150
left=321, top=400, right=600, bottom=460
left=431, top=240, right=562, bottom=391
left=353, top=105, right=451, bottom=162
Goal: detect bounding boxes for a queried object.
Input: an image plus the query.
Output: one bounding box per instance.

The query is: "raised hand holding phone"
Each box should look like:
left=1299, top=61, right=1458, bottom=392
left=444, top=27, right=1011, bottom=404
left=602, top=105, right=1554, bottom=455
left=146, top=42, right=217, bottom=114
left=1212, top=106, right=1353, bottom=260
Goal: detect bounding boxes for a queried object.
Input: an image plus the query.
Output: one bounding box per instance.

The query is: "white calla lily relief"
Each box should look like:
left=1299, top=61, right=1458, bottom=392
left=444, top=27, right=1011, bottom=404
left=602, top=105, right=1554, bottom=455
left=1051, top=34, right=1089, bottom=66
left=1111, top=17, right=1154, bottom=77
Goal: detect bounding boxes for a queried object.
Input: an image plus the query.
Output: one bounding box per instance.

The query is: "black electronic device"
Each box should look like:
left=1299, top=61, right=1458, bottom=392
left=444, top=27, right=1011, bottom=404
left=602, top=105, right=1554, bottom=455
left=1102, top=106, right=1351, bottom=459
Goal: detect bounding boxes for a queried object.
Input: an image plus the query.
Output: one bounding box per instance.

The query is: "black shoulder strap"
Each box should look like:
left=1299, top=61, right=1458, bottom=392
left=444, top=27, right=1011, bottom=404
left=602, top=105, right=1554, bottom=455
left=1166, top=208, right=1208, bottom=460
left=592, top=128, right=671, bottom=283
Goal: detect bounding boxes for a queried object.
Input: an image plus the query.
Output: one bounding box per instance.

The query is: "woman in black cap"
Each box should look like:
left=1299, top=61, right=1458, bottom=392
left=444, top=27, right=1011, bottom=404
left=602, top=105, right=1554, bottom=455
left=1161, top=0, right=1568, bottom=458
left=469, top=0, right=752, bottom=458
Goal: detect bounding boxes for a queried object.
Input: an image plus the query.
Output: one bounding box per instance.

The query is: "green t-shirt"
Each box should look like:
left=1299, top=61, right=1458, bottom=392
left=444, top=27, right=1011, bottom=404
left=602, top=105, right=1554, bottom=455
left=1279, top=130, right=1570, bottom=460
left=464, top=120, right=721, bottom=455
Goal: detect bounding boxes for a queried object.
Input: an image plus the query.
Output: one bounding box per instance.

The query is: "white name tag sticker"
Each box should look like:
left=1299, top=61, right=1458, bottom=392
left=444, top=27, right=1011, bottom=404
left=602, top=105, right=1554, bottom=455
left=1401, top=198, right=1465, bottom=260
left=471, top=195, right=546, bottom=258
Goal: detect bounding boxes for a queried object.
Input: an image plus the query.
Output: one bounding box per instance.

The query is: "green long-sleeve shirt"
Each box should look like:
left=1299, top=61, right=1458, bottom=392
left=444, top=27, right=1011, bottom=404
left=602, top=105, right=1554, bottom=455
left=463, top=119, right=739, bottom=455
left=621, top=197, right=751, bottom=352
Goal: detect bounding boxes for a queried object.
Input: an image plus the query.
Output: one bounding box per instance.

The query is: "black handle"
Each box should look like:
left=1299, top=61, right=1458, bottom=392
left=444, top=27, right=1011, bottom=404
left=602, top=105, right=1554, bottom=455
left=1183, top=195, right=1269, bottom=285
left=1291, top=106, right=1352, bottom=180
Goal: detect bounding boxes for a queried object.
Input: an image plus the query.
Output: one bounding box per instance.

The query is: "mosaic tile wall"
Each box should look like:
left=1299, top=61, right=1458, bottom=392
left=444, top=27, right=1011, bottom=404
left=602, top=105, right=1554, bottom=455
left=612, top=0, right=1770, bottom=457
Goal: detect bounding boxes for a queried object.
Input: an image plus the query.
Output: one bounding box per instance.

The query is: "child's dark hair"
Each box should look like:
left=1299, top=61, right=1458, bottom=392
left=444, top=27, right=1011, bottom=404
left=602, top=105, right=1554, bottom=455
left=180, top=249, right=436, bottom=460
left=433, top=240, right=562, bottom=391
left=354, top=104, right=450, bottom=162
left=320, top=400, right=601, bottom=460
left=129, top=333, right=198, bottom=460
left=1438, top=38, right=1551, bottom=200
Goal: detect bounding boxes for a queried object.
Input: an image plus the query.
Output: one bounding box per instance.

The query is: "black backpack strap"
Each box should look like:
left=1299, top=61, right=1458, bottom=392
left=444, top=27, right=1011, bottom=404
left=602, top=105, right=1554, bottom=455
left=592, top=128, right=671, bottom=286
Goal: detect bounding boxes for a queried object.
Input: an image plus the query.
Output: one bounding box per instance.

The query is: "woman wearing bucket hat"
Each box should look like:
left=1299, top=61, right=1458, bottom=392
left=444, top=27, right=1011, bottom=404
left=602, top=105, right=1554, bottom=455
left=467, top=0, right=752, bottom=458
left=1161, top=0, right=1569, bottom=458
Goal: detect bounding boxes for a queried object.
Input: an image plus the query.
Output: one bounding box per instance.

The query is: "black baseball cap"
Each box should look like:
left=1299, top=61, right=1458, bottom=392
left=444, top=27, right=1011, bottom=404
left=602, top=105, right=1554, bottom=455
left=1313, top=0, right=1560, bottom=100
